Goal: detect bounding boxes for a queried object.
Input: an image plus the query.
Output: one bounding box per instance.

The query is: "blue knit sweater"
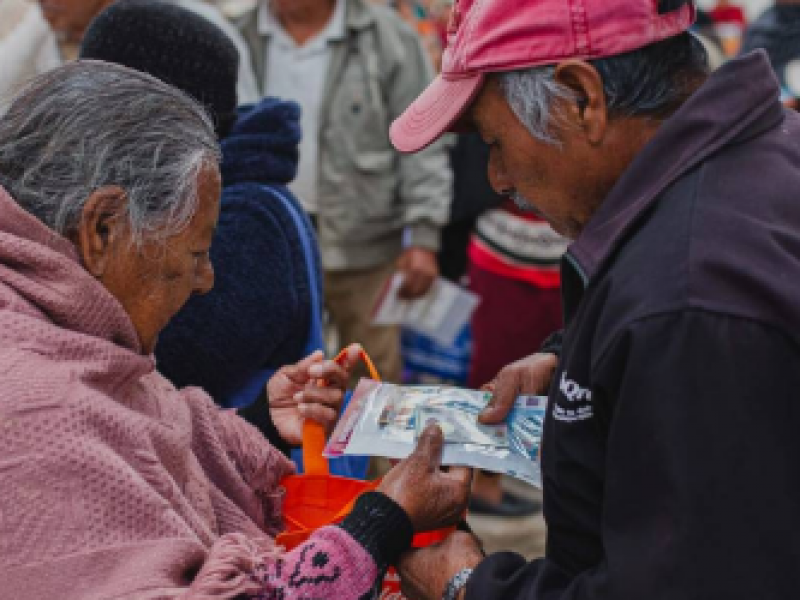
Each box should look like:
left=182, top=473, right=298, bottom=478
left=155, top=98, right=320, bottom=405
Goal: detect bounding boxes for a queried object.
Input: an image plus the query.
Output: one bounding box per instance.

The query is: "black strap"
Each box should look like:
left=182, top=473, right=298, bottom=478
left=658, top=0, right=691, bottom=15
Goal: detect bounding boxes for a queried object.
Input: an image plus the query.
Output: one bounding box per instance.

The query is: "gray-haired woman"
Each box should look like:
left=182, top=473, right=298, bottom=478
left=0, top=61, right=471, bottom=600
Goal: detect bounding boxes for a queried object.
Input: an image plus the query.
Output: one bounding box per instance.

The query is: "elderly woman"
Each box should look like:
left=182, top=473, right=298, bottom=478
left=0, top=61, right=471, bottom=600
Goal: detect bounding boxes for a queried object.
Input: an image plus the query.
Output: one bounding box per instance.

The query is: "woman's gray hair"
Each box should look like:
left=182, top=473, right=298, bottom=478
left=499, top=32, right=709, bottom=144
left=0, top=61, right=221, bottom=246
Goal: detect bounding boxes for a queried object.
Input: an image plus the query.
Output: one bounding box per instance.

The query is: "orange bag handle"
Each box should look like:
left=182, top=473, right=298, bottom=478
left=302, top=348, right=381, bottom=476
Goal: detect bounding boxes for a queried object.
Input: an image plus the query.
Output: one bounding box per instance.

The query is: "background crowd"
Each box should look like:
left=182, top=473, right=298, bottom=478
left=0, top=0, right=799, bottom=596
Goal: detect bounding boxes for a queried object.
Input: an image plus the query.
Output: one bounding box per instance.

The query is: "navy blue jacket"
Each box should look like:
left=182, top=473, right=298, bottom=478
left=156, top=99, right=320, bottom=405
left=467, top=52, right=800, bottom=599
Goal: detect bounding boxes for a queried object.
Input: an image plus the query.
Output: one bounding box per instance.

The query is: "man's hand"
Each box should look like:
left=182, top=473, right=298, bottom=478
left=398, top=531, right=484, bottom=600
left=378, top=423, right=473, bottom=532
left=479, top=353, right=559, bottom=425
left=266, top=344, right=362, bottom=446
left=397, top=247, right=438, bottom=299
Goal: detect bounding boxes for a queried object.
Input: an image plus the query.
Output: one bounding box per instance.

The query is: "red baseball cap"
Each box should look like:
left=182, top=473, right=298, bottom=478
left=391, top=0, right=696, bottom=153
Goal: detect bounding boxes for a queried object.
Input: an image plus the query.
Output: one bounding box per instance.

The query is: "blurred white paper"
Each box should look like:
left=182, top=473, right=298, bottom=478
left=372, top=275, right=480, bottom=346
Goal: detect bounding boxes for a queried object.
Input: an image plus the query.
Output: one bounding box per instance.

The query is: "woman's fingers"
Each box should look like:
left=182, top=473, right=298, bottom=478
left=296, top=386, right=344, bottom=409
left=308, top=359, right=349, bottom=389
left=281, top=350, right=325, bottom=384
left=443, top=466, right=473, bottom=488
left=297, top=403, right=338, bottom=429
left=338, top=343, right=363, bottom=372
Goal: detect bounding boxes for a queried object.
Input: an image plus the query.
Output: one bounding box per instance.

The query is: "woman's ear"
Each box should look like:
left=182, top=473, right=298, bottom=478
left=74, top=186, right=127, bottom=278
left=554, top=60, right=608, bottom=146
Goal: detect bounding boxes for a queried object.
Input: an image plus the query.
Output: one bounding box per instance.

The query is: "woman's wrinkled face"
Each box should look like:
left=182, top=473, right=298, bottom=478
left=77, top=164, right=221, bottom=355
left=38, top=0, right=109, bottom=41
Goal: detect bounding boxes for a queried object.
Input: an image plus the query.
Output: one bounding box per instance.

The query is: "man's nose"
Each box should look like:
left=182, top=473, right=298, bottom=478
left=195, top=264, right=215, bottom=296
left=487, top=156, right=512, bottom=197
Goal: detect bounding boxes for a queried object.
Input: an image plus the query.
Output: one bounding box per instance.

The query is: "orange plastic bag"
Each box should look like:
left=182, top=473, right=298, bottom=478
left=277, top=349, right=453, bottom=597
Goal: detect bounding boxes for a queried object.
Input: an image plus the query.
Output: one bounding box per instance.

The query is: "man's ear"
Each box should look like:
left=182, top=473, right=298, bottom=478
left=74, top=186, right=127, bottom=278
left=554, top=60, right=608, bottom=146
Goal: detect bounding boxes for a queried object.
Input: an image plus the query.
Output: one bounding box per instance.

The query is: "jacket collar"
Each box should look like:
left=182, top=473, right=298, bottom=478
left=566, top=51, right=785, bottom=288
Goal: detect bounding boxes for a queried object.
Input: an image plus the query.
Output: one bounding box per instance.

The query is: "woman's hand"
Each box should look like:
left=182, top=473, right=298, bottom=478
left=267, top=344, right=362, bottom=446
left=378, top=423, right=473, bottom=532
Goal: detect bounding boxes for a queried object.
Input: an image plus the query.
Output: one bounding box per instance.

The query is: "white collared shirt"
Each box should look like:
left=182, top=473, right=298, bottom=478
left=259, top=0, right=346, bottom=214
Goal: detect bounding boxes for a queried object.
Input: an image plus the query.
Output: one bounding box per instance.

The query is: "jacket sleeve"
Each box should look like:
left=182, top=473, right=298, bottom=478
left=466, top=310, right=800, bottom=600
left=387, top=23, right=451, bottom=252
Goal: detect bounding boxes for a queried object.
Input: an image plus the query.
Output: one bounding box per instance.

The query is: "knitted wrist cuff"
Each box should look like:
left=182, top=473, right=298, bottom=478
left=338, top=492, right=414, bottom=569
left=238, top=389, right=293, bottom=457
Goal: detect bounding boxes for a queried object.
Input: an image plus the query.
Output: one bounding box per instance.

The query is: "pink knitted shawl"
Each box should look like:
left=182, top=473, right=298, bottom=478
left=0, top=187, right=298, bottom=599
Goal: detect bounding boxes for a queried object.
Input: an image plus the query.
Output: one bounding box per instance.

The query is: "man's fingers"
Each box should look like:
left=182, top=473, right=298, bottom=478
left=480, top=354, right=559, bottom=424
left=479, top=368, right=519, bottom=424
left=413, top=422, right=444, bottom=469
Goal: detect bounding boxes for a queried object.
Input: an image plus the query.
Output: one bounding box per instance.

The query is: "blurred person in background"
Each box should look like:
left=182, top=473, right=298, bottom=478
left=709, top=0, right=747, bottom=27
left=28, top=0, right=261, bottom=102
left=443, top=130, right=567, bottom=518
left=236, top=0, right=452, bottom=383
left=386, top=0, right=446, bottom=70
left=0, top=0, right=60, bottom=103
left=466, top=174, right=569, bottom=518
left=741, top=0, right=800, bottom=109
left=709, top=0, right=747, bottom=56
left=80, top=0, right=326, bottom=451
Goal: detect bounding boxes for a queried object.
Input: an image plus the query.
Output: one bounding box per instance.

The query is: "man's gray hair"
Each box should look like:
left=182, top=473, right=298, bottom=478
left=499, top=32, right=709, bottom=144
left=500, top=67, right=575, bottom=145
left=0, top=61, right=221, bottom=246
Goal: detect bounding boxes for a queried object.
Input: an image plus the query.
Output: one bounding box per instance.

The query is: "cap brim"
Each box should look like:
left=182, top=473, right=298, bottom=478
left=391, top=73, right=485, bottom=153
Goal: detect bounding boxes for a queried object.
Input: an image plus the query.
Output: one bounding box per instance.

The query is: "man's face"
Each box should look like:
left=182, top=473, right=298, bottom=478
left=469, top=77, right=597, bottom=239
left=38, top=0, right=109, bottom=41
left=87, top=164, right=222, bottom=355
left=469, top=70, right=649, bottom=240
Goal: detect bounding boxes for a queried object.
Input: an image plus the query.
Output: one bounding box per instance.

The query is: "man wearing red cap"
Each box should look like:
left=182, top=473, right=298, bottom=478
left=391, top=1, right=800, bottom=599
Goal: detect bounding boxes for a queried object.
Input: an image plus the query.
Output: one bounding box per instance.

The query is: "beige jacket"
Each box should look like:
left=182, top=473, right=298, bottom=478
left=238, top=0, right=452, bottom=271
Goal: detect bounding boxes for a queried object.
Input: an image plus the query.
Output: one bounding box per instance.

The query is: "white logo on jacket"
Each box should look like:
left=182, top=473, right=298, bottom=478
left=554, top=372, right=594, bottom=422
